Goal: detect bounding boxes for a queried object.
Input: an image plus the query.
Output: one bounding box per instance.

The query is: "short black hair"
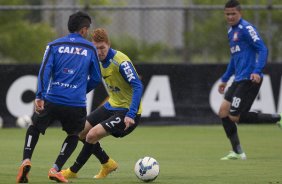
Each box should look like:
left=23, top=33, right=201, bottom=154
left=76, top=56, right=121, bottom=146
left=225, top=0, right=241, bottom=10
left=68, top=11, right=92, bottom=33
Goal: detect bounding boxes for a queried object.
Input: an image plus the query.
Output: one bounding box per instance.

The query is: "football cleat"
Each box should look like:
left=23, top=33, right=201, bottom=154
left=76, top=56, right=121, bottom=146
left=220, top=151, right=247, bottom=160
left=16, top=159, right=32, bottom=183
left=48, top=168, right=68, bottom=183
left=94, top=158, right=118, bottom=179
left=61, top=168, right=77, bottom=179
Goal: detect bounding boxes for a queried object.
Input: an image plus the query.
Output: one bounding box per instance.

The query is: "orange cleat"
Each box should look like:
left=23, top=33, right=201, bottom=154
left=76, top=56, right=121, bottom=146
left=16, top=159, right=32, bottom=183
left=48, top=168, right=68, bottom=183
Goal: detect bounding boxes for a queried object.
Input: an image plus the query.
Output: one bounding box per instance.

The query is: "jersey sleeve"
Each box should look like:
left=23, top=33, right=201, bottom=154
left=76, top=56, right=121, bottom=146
left=119, top=61, right=143, bottom=119
left=221, top=57, right=235, bottom=83
left=36, top=45, right=54, bottom=100
left=244, top=25, right=268, bottom=75
left=87, top=51, right=102, bottom=93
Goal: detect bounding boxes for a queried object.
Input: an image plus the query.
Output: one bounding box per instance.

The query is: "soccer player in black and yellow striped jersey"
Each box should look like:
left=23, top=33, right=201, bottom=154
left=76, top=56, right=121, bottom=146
left=61, top=28, right=143, bottom=179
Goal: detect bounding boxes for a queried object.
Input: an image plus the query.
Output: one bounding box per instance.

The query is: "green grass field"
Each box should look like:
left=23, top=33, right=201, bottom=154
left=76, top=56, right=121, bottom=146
left=1, top=125, right=281, bottom=184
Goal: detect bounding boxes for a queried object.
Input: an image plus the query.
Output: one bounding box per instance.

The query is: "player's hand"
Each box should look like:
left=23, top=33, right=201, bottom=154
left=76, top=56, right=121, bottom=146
left=218, top=82, right=227, bottom=94
left=34, top=99, right=44, bottom=114
left=250, top=73, right=261, bottom=84
left=124, top=116, right=135, bottom=131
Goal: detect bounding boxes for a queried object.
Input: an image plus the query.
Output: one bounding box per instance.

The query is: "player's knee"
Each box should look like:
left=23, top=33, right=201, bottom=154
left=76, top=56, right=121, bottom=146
left=229, top=115, right=240, bottom=123
left=218, top=109, right=229, bottom=118
left=79, top=121, right=92, bottom=140
left=85, top=130, right=99, bottom=143
left=218, top=100, right=231, bottom=118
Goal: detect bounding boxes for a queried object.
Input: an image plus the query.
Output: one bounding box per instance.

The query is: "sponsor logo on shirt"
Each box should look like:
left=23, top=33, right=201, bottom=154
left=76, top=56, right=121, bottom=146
left=120, top=61, right=136, bottom=82
left=58, top=46, right=88, bottom=56
left=52, top=81, right=78, bottom=89
left=233, top=32, right=239, bottom=41
left=63, top=68, right=75, bottom=74
left=106, top=83, right=120, bottom=92
left=246, top=26, right=260, bottom=42
left=230, top=45, right=241, bottom=54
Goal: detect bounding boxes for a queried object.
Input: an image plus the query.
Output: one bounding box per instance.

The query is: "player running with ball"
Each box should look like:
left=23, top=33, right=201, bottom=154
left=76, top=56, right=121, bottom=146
left=61, top=28, right=143, bottom=179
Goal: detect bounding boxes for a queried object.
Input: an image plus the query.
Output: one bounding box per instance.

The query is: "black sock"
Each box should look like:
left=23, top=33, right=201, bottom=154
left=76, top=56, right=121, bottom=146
left=92, top=142, right=109, bottom=164
left=222, top=117, right=243, bottom=154
left=70, top=142, right=93, bottom=173
left=240, top=112, right=280, bottom=124
left=23, top=125, right=40, bottom=160
left=54, top=135, right=79, bottom=171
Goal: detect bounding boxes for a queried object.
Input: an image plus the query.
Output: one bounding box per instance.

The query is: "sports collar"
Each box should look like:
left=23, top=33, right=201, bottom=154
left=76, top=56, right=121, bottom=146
left=101, top=48, right=117, bottom=68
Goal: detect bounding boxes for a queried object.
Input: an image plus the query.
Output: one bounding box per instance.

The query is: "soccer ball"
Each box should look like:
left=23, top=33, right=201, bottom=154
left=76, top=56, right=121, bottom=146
left=134, top=156, right=160, bottom=182
left=16, top=115, right=32, bottom=128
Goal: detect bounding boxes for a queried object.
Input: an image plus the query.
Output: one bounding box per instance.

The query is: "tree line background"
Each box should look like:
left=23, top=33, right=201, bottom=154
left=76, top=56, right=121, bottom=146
left=0, top=0, right=282, bottom=64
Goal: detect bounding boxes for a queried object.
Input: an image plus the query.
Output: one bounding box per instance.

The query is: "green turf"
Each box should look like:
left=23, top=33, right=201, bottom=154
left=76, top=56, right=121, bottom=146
left=1, top=125, right=282, bottom=184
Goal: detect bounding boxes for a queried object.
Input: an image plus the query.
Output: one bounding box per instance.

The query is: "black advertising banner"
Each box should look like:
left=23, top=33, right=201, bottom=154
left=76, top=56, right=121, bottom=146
left=0, top=64, right=281, bottom=127
left=0, top=65, right=39, bottom=127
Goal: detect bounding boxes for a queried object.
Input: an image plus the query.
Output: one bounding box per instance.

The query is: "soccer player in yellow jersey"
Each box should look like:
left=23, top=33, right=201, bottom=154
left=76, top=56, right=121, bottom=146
left=61, top=28, right=143, bottom=179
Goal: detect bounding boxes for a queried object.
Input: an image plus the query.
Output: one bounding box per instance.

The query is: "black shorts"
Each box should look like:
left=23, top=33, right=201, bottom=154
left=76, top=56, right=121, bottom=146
left=87, top=106, right=140, bottom=138
left=32, top=101, right=86, bottom=135
left=224, top=79, right=262, bottom=116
